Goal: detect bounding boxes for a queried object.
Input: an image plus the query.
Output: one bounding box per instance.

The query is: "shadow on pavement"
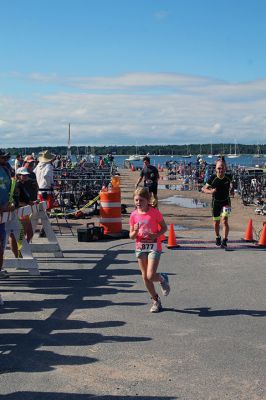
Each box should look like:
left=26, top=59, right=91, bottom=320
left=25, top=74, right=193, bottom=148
left=0, top=247, right=151, bottom=374
left=0, top=393, right=177, bottom=400
left=165, top=307, right=266, bottom=317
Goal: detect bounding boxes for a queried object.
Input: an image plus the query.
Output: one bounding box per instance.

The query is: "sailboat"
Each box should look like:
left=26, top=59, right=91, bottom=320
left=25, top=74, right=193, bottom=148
left=82, top=146, right=96, bottom=163
left=253, top=143, right=262, bottom=158
left=227, top=141, right=240, bottom=158
left=197, top=144, right=202, bottom=158
left=208, top=143, right=213, bottom=158
left=66, top=123, right=71, bottom=158
left=182, top=145, right=192, bottom=158
left=126, top=144, right=146, bottom=161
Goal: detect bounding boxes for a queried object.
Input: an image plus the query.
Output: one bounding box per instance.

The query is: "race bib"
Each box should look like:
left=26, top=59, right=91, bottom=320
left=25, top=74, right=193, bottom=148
left=222, top=206, right=231, bottom=216
left=139, top=242, right=157, bottom=252
left=145, top=179, right=153, bottom=185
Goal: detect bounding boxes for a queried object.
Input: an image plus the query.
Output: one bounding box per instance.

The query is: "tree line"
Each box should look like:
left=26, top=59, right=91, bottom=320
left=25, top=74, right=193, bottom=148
left=5, top=143, right=266, bottom=156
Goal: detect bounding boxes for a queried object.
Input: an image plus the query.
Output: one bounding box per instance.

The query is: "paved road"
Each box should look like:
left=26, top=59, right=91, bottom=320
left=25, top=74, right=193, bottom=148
left=0, top=228, right=265, bottom=400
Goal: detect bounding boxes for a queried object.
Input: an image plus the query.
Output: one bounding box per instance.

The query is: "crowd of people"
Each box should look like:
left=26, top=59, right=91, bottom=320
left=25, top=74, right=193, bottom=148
left=1, top=150, right=234, bottom=314
left=0, top=149, right=56, bottom=279
left=0, top=149, right=115, bottom=280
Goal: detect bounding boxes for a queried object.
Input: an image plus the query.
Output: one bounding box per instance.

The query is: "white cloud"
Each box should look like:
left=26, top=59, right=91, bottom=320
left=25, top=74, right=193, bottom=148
left=1, top=72, right=266, bottom=146
left=153, top=11, right=169, bottom=20
left=211, top=123, right=222, bottom=134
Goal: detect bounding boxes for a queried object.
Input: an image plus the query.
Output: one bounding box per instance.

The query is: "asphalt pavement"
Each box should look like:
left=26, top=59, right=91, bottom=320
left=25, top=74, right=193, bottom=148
left=0, top=227, right=265, bottom=400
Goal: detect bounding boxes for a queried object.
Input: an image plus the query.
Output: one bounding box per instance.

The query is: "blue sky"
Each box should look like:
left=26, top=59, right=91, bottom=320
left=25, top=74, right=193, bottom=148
left=1, top=0, right=266, bottom=147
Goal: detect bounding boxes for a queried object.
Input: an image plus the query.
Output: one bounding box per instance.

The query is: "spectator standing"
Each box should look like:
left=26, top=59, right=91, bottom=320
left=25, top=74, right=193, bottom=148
left=23, top=156, right=38, bottom=201
left=0, top=149, right=14, bottom=279
left=34, top=150, right=55, bottom=210
left=98, top=156, right=105, bottom=169
left=53, top=155, right=62, bottom=169
left=14, top=167, right=35, bottom=243
left=14, top=154, right=23, bottom=172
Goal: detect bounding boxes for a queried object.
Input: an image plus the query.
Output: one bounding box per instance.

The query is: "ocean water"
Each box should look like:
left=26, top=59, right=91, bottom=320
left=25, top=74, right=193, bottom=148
left=9, top=154, right=265, bottom=169
left=114, top=154, right=266, bottom=169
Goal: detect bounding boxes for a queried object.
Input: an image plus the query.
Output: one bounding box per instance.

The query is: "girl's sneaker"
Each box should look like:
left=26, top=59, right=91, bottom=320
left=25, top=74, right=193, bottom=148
left=215, top=236, right=222, bottom=246
left=160, top=273, right=170, bottom=296
left=221, top=238, right=228, bottom=248
left=150, top=296, right=162, bottom=313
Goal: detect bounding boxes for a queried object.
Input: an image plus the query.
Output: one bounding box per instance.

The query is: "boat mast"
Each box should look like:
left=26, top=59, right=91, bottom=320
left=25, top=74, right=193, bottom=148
left=67, top=123, right=71, bottom=158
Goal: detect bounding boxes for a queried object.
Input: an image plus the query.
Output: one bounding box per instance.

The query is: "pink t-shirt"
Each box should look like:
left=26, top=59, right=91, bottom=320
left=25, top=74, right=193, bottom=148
left=129, top=206, right=163, bottom=251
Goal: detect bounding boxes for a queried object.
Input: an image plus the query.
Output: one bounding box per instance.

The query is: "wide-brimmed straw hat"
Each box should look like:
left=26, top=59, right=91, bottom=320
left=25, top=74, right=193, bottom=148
left=38, top=150, right=55, bottom=163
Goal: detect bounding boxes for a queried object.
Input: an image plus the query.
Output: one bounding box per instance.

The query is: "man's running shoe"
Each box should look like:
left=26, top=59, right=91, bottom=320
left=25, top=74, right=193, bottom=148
left=215, top=236, right=222, bottom=246
left=150, top=296, right=162, bottom=313
left=0, top=270, right=9, bottom=279
left=160, top=273, right=170, bottom=296
left=221, top=238, right=228, bottom=248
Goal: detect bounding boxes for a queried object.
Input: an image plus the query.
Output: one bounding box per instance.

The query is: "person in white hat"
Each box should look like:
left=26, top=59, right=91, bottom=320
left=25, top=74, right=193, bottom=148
left=34, top=150, right=55, bottom=210
left=5, top=166, right=35, bottom=258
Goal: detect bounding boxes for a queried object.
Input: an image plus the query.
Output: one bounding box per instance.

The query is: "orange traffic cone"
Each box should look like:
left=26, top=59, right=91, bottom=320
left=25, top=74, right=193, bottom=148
left=244, top=219, right=254, bottom=242
left=167, top=223, right=180, bottom=248
left=258, top=223, right=266, bottom=247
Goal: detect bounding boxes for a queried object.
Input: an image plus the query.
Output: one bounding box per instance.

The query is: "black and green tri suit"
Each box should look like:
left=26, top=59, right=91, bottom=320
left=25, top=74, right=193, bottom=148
left=207, top=173, right=232, bottom=220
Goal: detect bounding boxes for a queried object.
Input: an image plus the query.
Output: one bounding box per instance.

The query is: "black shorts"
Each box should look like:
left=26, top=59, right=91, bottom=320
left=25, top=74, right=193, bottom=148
left=212, top=198, right=231, bottom=220
left=144, top=183, right=158, bottom=196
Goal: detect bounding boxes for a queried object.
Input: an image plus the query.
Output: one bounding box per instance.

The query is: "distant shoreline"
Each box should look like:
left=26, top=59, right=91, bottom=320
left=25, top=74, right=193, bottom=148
left=3, top=143, right=266, bottom=157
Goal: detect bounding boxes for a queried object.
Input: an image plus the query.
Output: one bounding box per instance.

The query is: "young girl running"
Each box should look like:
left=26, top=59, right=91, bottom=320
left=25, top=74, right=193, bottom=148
left=129, top=187, right=170, bottom=313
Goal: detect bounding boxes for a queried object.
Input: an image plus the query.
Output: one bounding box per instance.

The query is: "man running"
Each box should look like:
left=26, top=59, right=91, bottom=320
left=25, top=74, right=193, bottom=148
left=135, top=156, right=159, bottom=207
left=202, top=159, right=233, bottom=248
